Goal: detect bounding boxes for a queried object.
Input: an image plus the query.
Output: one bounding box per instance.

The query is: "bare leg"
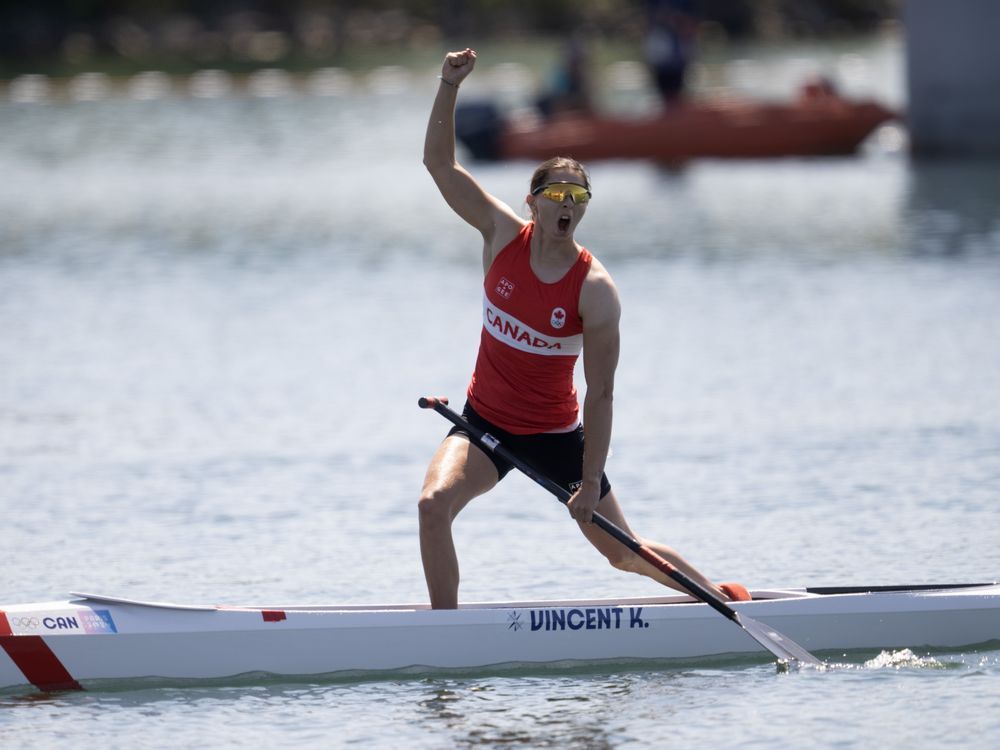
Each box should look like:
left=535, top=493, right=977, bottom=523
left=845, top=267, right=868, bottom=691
left=576, top=489, right=730, bottom=600
left=418, top=435, right=498, bottom=609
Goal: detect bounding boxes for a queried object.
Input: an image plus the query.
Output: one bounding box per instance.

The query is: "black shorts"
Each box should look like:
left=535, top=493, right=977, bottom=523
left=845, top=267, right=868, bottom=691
left=447, top=401, right=612, bottom=499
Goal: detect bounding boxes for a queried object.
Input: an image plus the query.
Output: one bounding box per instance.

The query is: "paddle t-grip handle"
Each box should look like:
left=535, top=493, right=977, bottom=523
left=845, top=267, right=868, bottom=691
left=418, top=396, right=449, bottom=409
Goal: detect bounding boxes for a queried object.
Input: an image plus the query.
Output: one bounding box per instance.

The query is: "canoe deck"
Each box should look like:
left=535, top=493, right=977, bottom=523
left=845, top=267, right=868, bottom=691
left=3, top=583, right=998, bottom=693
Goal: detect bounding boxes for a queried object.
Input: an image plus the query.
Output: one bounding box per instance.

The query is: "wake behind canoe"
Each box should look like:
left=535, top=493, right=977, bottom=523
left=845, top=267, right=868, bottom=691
left=3, top=582, right=998, bottom=693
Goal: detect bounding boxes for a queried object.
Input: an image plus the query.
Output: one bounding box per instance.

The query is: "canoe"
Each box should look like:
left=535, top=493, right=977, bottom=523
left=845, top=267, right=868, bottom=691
left=2, top=582, right=998, bottom=692
left=455, top=90, right=898, bottom=162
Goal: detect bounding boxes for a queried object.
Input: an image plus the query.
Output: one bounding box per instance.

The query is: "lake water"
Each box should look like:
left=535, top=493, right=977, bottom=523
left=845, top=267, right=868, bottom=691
left=2, top=35, right=999, bottom=747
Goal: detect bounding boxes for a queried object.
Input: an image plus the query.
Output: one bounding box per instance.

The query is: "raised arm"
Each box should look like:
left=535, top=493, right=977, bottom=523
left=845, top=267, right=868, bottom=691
left=423, top=48, right=522, bottom=258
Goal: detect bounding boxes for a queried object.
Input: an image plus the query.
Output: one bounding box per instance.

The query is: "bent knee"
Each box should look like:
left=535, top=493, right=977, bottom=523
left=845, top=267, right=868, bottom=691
left=417, top=487, right=460, bottom=527
left=606, top=549, right=642, bottom=574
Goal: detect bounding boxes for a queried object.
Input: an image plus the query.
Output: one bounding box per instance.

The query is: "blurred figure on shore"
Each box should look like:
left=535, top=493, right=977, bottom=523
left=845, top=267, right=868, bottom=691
left=798, top=73, right=839, bottom=101
left=535, top=32, right=592, bottom=117
left=644, top=0, right=699, bottom=106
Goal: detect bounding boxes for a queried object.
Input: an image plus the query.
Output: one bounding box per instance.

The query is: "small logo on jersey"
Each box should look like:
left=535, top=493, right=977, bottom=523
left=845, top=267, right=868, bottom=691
left=550, top=307, right=567, bottom=329
left=496, top=277, right=515, bottom=299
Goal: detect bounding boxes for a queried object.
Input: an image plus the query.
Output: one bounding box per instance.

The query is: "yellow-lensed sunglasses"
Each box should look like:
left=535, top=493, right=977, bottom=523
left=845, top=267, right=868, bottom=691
left=532, top=182, right=592, bottom=205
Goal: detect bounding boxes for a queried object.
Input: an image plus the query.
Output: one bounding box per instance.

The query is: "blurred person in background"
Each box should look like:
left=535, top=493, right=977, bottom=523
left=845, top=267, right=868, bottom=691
left=535, top=32, right=593, bottom=117
left=644, top=0, right=700, bottom=105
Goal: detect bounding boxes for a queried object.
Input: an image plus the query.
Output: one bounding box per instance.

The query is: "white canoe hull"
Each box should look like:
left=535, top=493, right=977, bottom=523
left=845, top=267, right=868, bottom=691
left=3, top=583, right=999, bottom=692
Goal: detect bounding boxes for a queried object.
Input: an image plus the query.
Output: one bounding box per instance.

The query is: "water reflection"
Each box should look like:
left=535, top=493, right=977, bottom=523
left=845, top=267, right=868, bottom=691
left=417, top=677, right=624, bottom=749
left=905, top=158, right=1000, bottom=258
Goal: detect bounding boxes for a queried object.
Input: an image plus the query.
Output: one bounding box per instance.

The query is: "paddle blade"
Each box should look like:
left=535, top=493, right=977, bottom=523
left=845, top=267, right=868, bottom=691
left=738, top=612, right=825, bottom=667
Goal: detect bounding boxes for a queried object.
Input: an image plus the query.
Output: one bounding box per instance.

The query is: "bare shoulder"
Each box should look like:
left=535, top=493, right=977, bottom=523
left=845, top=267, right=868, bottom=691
left=579, top=254, right=621, bottom=328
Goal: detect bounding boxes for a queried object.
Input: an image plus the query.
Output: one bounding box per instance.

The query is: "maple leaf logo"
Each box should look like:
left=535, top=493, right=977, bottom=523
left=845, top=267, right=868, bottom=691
left=550, top=307, right=567, bottom=329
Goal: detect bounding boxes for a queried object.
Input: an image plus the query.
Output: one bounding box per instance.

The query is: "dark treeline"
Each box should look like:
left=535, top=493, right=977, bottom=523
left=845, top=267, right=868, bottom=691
left=1, top=1, right=898, bottom=74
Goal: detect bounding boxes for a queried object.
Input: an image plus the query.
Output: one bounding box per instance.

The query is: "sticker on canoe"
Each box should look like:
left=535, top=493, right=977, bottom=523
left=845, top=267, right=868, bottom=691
left=510, top=607, right=649, bottom=632
left=4, top=609, right=117, bottom=635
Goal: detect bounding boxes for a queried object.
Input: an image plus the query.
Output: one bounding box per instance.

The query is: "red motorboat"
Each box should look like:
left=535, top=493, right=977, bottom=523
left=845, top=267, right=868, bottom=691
left=456, top=83, right=898, bottom=163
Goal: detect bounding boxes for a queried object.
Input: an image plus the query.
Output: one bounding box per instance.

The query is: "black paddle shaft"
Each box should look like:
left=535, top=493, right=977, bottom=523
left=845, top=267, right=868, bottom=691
left=417, top=396, right=740, bottom=623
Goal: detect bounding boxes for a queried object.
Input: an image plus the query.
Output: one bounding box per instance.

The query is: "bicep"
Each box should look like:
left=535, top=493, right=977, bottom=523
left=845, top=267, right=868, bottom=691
left=583, top=319, right=620, bottom=395
left=581, top=284, right=621, bottom=395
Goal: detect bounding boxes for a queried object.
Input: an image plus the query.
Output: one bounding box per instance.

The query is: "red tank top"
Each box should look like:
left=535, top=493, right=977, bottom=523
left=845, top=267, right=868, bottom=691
left=467, top=223, right=592, bottom=434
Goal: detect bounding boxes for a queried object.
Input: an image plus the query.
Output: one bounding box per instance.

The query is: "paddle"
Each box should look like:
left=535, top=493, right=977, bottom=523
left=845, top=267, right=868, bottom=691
left=418, top=396, right=823, bottom=668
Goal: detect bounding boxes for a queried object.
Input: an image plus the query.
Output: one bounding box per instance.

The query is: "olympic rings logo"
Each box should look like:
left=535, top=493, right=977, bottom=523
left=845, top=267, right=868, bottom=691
left=10, top=616, right=41, bottom=629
